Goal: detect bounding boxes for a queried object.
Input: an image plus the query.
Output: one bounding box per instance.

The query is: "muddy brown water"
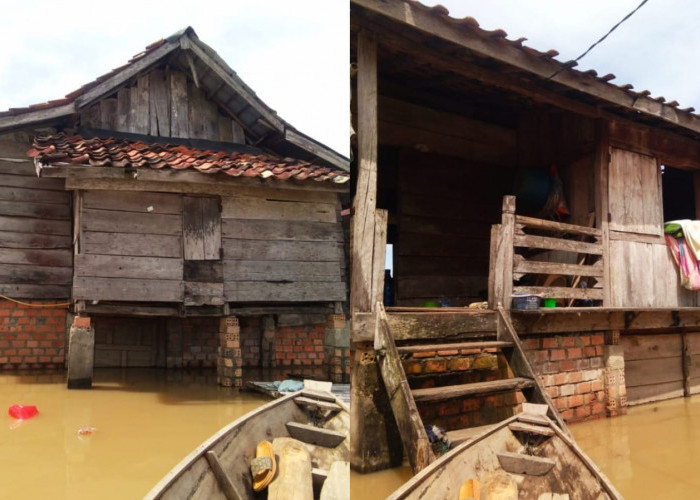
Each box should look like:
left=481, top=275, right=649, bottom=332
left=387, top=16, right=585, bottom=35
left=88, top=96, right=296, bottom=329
left=351, top=396, right=700, bottom=499
left=0, top=368, right=268, bottom=499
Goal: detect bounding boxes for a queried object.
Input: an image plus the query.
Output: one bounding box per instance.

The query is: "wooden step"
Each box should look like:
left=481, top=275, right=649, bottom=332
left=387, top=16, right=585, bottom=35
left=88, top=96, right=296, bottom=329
left=294, top=396, right=342, bottom=413
left=412, top=377, right=535, bottom=402
left=286, top=421, right=346, bottom=448
left=397, top=341, right=512, bottom=354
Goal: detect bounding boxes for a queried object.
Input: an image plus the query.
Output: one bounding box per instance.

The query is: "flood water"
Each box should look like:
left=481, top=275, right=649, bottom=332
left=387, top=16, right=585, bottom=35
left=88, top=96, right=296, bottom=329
left=0, top=368, right=268, bottom=499
left=351, top=396, right=700, bottom=499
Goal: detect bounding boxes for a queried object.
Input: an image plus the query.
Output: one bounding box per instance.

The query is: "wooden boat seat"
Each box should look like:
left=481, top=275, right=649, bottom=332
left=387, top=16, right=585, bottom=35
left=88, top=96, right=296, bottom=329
left=286, top=421, right=346, bottom=448
left=294, top=396, right=342, bottom=413
left=508, top=421, right=555, bottom=437
left=497, top=451, right=555, bottom=476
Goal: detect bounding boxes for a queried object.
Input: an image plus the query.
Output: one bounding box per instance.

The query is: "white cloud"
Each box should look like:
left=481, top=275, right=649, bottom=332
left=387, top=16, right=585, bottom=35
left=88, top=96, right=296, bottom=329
left=0, top=0, right=349, bottom=155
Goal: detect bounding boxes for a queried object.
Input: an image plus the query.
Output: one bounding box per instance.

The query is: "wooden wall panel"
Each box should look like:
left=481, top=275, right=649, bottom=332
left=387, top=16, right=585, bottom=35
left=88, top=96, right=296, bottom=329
left=396, top=150, right=512, bottom=306
left=221, top=192, right=345, bottom=303
left=610, top=239, right=700, bottom=307
left=80, top=69, right=243, bottom=144
left=623, top=334, right=684, bottom=405
left=76, top=190, right=184, bottom=302
left=0, top=149, right=71, bottom=298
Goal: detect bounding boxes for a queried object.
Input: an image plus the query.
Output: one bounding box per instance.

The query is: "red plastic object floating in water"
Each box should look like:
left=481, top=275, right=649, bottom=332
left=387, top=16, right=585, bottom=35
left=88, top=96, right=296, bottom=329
left=8, top=404, right=38, bottom=420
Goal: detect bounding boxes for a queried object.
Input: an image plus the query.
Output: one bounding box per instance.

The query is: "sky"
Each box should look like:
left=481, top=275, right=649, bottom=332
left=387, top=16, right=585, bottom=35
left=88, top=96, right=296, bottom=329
left=0, top=0, right=349, bottom=156
left=419, top=0, right=700, bottom=111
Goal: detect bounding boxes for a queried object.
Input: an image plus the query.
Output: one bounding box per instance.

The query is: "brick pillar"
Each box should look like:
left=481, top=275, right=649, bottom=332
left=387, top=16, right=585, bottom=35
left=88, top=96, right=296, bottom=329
left=217, top=316, right=242, bottom=388
left=66, top=316, right=94, bottom=389
left=325, top=313, right=350, bottom=383
left=260, top=315, right=276, bottom=368
left=604, top=332, right=627, bottom=417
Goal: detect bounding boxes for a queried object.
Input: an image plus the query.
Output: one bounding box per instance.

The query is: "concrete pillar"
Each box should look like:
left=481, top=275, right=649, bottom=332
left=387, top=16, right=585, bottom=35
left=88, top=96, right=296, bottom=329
left=350, top=342, right=403, bottom=472
left=66, top=316, right=94, bottom=389
left=217, top=316, right=242, bottom=388
left=260, top=315, right=276, bottom=368
left=604, top=344, right=627, bottom=417
left=325, top=313, right=350, bottom=383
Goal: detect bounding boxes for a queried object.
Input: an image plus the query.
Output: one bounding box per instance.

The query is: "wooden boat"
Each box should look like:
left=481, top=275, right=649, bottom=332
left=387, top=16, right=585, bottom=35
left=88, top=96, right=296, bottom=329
left=387, top=404, right=623, bottom=500
left=144, top=389, right=349, bottom=500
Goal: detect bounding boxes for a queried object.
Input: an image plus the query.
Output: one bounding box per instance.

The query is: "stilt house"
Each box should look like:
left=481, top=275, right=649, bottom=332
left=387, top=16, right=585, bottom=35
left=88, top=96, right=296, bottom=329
left=0, top=27, right=350, bottom=387
left=350, top=0, right=700, bottom=473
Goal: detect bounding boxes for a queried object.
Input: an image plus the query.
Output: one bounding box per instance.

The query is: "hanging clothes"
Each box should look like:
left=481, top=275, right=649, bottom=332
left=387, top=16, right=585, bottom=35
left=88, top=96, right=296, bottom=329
left=665, top=220, right=700, bottom=290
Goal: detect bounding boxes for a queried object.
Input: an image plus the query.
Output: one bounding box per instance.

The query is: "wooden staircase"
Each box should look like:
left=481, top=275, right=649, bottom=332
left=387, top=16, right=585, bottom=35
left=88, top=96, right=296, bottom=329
left=374, top=303, right=569, bottom=474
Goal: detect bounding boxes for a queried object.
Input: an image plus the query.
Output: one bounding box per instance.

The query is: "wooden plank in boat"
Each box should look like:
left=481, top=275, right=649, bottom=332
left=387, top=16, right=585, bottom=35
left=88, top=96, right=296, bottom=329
left=300, top=389, right=337, bottom=403
left=294, top=396, right=342, bottom=413
left=320, top=461, right=349, bottom=500
left=204, top=450, right=242, bottom=500
left=286, top=422, right=346, bottom=448
left=497, top=451, right=555, bottom=476
left=517, top=412, right=550, bottom=426
left=445, top=424, right=497, bottom=446
left=508, top=421, right=555, bottom=437
left=269, top=437, right=313, bottom=500
left=312, top=468, right=328, bottom=494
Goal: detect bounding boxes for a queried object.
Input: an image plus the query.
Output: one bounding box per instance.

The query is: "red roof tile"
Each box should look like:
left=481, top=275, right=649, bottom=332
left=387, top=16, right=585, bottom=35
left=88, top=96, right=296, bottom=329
left=29, top=134, right=349, bottom=185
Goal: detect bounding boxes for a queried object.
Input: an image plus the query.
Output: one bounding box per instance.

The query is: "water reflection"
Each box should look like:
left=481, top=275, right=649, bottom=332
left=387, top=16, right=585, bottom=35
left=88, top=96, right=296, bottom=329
left=0, top=368, right=267, bottom=499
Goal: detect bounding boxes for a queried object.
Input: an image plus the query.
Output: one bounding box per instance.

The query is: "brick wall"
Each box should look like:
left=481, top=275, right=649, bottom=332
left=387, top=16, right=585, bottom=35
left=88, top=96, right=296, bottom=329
left=181, top=317, right=219, bottom=368
left=274, top=324, right=326, bottom=367
left=523, top=333, right=606, bottom=422
left=240, top=317, right=261, bottom=366
left=405, top=346, right=521, bottom=430
left=0, top=300, right=67, bottom=369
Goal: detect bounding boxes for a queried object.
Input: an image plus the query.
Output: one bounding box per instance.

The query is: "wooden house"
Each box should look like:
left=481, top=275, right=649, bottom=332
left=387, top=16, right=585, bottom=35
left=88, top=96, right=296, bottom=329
left=350, top=0, right=700, bottom=473
left=0, top=27, right=350, bottom=388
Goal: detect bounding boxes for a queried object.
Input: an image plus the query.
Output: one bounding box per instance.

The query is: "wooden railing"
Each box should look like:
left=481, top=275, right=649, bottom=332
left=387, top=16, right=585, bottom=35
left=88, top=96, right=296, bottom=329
left=490, top=195, right=605, bottom=309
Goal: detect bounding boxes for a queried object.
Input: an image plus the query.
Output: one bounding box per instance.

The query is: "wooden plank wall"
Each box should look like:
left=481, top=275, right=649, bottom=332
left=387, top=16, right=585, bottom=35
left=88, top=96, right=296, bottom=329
left=623, top=334, right=684, bottom=405
left=81, top=69, right=245, bottom=143
left=0, top=133, right=72, bottom=298
left=396, top=151, right=515, bottom=306
left=221, top=189, right=346, bottom=302
left=74, top=190, right=184, bottom=302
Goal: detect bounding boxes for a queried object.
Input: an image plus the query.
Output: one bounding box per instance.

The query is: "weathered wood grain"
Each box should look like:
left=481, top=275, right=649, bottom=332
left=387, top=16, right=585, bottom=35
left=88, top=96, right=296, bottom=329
left=74, top=254, right=182, bottom=280
left=223, top=260, right=343, bottom=282
left=83, top=190, right=182, bottom=214
left=82, top=210, right=181, bottom=235
left=222, top=239, right=343, bottom=262
left=82, top=232, right=183, bottom=258
left=0, top=172, right=65, bottom=189
left=183, top=197, right=221, bottom=260
left=170, top=71, right=190, bottom=138
left=73, top=276, right=184, bottom=302
left=224, top=281, right=346, bottom=302
left=0, top=283, right=70, bottom=299
left=222, top=219, right=343, bottom=242
left=222, top=197, right=337, bottom=223
left=0, top=248, right=72, bottom=267
left=0, top=230, right=70, bottom=249
left=0, top=200, right=70, bottom=220
left=149, top=69, right=171, bottom=136
left=0, top=264, right=71, bottom=284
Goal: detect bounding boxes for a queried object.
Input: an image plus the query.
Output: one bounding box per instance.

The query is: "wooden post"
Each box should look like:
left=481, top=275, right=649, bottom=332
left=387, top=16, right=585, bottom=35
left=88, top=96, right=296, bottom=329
left=350, top=30, right=404, bottom=474
left=370, top=210, right=388, bottom=312
left=594, top=119, right=611, bottom=307
left=499, top=196, right=516, bottom=310
left=683, top=332, right=691, bottom=397
left=488, top=224, right=501, bottom=309
left=350, top=30, right=379, bottom=316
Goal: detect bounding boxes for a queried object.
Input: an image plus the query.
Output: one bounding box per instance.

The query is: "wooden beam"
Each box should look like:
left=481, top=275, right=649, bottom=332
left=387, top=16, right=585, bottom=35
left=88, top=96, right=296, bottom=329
left=350, top=30, right=379, bottom=314
left=182, top=35, right=285, bottom=132
left=75, top=41, right=180, bottom=109
left=284, top=129, right=350, bottom=172
left=54, top=166, right=348, bottom=193
left=593, top=120, right=612, bottom=306
left=499, top=196, right=515, bottom=310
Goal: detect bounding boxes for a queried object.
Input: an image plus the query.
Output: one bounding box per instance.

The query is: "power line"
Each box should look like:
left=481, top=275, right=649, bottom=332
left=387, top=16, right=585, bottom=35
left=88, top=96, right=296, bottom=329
left=549, top=0, right=650, bottom=79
